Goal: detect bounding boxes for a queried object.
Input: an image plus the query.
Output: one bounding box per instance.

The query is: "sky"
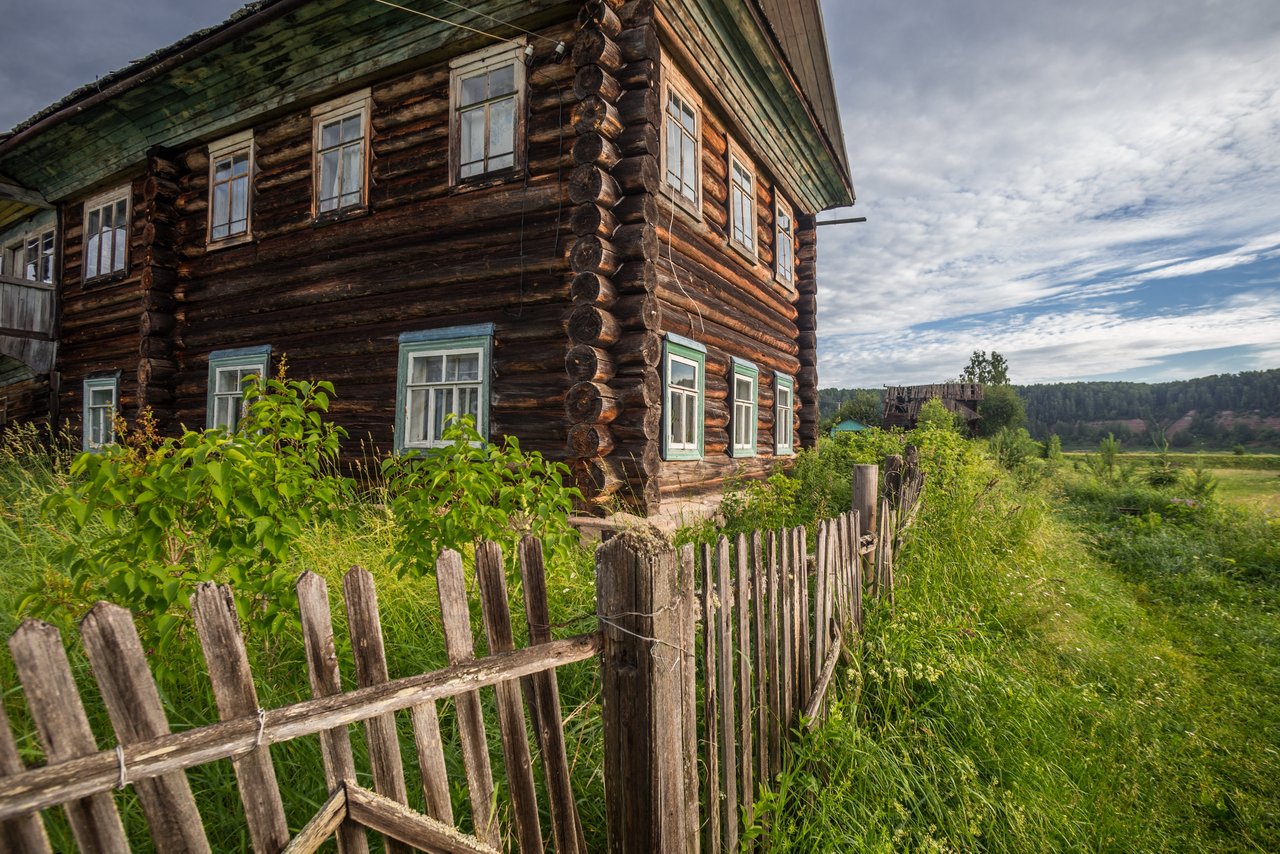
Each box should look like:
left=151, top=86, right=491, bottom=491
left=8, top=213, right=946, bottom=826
left=2, top=0, right=1278, bottom=387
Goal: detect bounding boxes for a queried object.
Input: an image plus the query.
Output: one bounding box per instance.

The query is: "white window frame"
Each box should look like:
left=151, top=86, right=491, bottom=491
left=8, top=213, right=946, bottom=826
left=660, top=60, right=702, bottom=218
left=207, top=345, right=271, bottom=432
left=774, top=373, right=795, bottom=455
left=730, top=358, right=759, bottom=458
left=394, top=324, right=494, bottom=452
left=449, top=41, right=527, bottom=185
left=727, top=141, right=757, bottom=261
left=662, top=334, right=706, bottom=460
left=83, top=374, right=120, bottom=451
left=311, top=89, right=372, bottom=218
left=775, top=193, right=795, bottom=288
left=207, top=129, right=255, bottom=247
left=82, top=186, right=131, bottom=282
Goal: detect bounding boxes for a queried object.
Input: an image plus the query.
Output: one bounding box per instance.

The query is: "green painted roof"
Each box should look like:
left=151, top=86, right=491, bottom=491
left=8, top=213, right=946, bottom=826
left=831, top=418, right=869, bottom=433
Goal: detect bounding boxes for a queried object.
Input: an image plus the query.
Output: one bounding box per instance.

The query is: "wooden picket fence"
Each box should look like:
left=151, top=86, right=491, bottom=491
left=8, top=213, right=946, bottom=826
left=0, top=450, right=923, bottom=853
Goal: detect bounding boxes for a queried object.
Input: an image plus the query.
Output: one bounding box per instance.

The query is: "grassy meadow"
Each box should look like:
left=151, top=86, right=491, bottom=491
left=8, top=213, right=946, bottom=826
left=0, top=418, right=1277, bottom=851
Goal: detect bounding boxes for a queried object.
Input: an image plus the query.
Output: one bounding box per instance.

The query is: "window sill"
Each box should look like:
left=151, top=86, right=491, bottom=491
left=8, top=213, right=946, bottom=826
left=206, top=233, right=255, bottom=253
left=82, top=270, right=129, bottom=289
left=450, top=168, right=523, bottom=194
left=664, top=450, right=703, bottom=462
left=311, top=206, right=370, bottom=228
left=661, top=186, right=703, bottom=222
left=727, top=238, right=758, bottom=267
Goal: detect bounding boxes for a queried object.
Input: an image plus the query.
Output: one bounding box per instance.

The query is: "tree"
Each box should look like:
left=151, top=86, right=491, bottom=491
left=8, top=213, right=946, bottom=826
left=916, top=398, right=961, bottom=432
left=977, top=383, right=1026, bottom=436
left=960, top=350, right=1010, bottom=386
left=830, top=389, right=883, bottom=428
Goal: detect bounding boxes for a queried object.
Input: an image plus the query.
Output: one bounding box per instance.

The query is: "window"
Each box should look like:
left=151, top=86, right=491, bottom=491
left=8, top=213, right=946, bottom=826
left=775, top=194, right=795, bottom=287
left=3, top=228, right=55, bottom=283
left=312, top=90, right=371, bottom=216
left=728, top=144, right=756, bottom=259
left=662, top=334, right=706, bottom=460
left=207, top=346, right=271, bottom=432
left=83, top=374, right=120, bottom=450
left=730, top=358, right=759, bottom=458
left=661, top=64, right=700, bottom=213
left=775, top=373, right=795, bottom=455
left=451, top=42, right=526, bottom=183
left=208, top=130, right=254, bottom=244
left=83, top=187, right=130, bottom=281
left=394, top=324, right=494, bottom=451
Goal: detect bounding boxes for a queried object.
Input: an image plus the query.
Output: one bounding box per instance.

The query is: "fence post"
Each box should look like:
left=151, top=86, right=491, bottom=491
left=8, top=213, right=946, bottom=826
left=853, top=464, right=879, bottom=591
left=597, top=530, right=694, bottom=853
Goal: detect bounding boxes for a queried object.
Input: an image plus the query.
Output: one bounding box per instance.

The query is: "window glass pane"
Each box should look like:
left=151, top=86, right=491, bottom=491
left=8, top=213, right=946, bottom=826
left=448, top=353, right=480, bottom=382
left=215, top=157, right=233, bottom=182
left=665, top=116, right=682, bottom=187
left=232, top=152, right=250, bottom=176
left=488, top=98, right=515, bottom=157
left=669, top=359, right=697, bottom=390
left=433, top=387, right=451, bottom=439
left=461, top=107, right=485, bottom=169
left=230, top=176, right=249, bottom=231
left=321, top=120, right=341, bottom=150
left=669, top=390, right=685, bottom=445
left=114, top=199, right=129, bottom=228
left=112, top=225, right=127, bottom=271
left=461, top=72, right=487, bottom=107
left=341, top=114, right=362, bottom=143
left=681, top=101, right=696, bottom=134
left=681, top=135, right=696, bottom=199
left=216, top=368, right=240, bottom=393
left=341, top=142, right=363, bottom=202
left=489, top=64, right=515, bottom=97
left=86, top=232, right=100, bottom=279
left=319, top=150, right=340, bottom=210
left=736, top=377, right=753, bottom=399
left=410, top=354, right=439, bottom=384
left=461, top=386, right=479, bottom=421
left=683, top=395, right=697, bottom=445
left=407, top=388, right=428, bottom=444
left=90, top=387, right=113, bottom=406
left=212, top=182, right=230, bottom=229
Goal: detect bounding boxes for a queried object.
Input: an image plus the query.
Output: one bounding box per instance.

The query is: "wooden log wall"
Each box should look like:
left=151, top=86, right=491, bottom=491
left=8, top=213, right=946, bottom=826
left=137, top=152, right=181, bottom=420
left=565, top=0, right=663, bottom=512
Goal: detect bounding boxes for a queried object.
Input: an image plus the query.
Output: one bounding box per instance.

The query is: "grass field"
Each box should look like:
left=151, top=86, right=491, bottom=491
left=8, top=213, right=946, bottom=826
left=1212, top=467, right=1280, bottom=514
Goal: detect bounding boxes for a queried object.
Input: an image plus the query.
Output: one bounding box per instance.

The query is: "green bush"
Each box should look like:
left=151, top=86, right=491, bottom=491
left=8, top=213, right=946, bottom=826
left=30, top=371, right=353, bottom=661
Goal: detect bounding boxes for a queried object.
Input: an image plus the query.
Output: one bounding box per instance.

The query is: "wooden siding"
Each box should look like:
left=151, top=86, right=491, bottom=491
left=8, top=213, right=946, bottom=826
left=0, top=357, right=49, bottom=429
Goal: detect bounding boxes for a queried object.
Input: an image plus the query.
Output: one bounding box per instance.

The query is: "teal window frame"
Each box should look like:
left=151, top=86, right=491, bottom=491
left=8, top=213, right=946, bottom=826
left=207, top=345, right=271, bottom=432
left=662, top=333, right=706, bottom=461
left=394, top=323, right=494, bottom=452
left=774, top=372, right=795, bottom=456
left=82, top=372, right=121, bottom=451
left=730, top=357, right=759, bottom=458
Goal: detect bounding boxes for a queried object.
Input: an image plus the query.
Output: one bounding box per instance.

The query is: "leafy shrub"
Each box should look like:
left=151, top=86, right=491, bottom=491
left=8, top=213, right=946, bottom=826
left=380, top=417, right=582, bottom=577
left=31, top=369, right=353, bottom=656
left=988, top=427, right=1042, bottom=472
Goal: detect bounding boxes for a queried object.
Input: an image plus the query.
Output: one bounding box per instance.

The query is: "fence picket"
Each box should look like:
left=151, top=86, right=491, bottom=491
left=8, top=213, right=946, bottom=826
left=715, top=536, right=739, bottom=853
left=191, top=583, right=290, bottom=853
left=700, top=542, right=721, bottom=853
left=781, top=529, right=796, bottom=731
left=734, top=532, right=754, bottom=840
left=296, top=572, right=370, bottom=854
left=435, top=549, right=501, bottom=848
left=341, top=568, right=411, bottom=854
left=80, top=603, right=211, bottom=854
left=796, top=526, right=811, bottom=710
left=518, top=536, right=587, bottom=854
left=475, top=542, right=544, bottom=854
left=8, top=620, right=130, bottom=852
left=766, top=532, right=782, bottom=779
left=677, top=544, right=701, bottom=854
left=0, top=691, right=50, bottom=852
left=750, top=530, right=767, bottom=796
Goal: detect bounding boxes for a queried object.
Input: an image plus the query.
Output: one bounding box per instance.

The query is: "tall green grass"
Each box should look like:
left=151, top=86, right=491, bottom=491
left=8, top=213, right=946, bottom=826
left=752, top=436, right=1280, bottom=852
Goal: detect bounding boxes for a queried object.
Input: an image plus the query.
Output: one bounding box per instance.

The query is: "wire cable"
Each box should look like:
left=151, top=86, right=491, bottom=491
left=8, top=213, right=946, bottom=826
left=368, top=0, right=521, bottom=46
left=435, top=0, right=564, bottom=46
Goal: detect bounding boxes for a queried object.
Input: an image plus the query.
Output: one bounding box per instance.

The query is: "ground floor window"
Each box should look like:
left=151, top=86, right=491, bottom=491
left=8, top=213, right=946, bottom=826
left=207, top=345, right=271, bottom=432
left=662, top=334, right=706, bottom=460
left=731, top=358, right=759, bottom=457
left=775, top=373, right=795, bottom=455
left=395, top=324, right=494, bottom=451
left=83, top=374, right=120, bottom=450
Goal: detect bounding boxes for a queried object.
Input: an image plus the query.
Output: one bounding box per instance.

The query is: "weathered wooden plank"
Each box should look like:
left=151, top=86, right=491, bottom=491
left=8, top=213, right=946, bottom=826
left=802, top=628, right=843, bottom=728
left=766, top=532, right=782, bottom=779
left=795, top=526, right=811, bottom=713
left=734, top=532, right=754, bottom=842
left=0, top=634, right=602, bottom=822
left=597, top=530, right=689, bottom=853
left=676, top=544, right=701, bottom=854
left=715, top=536, right=738, bottom=852
left=190, top=583, right=290, bottom=854
left=780, top=529, right=794, bottom=736
left=346, top=783, right=500, bottom=854
left=852, top=512, right=864, bottom=633
left=280, top=783, right=347, bottom=854
left=0, top=694, right=51, bottom=853
left=408, top=701, right=454, bottom=826
left=435, top=549, right=500, bottom=848
left=813, top=520, right=828, bottom=706
left=341, top=568, right=410, bottom=854
left=700, top=543, right=720, bottom=853
left=80, top=603, right=211, bottom=853
left=475, top=542, right=543, bottom=854
left=8, top=620, right=130, bottom=853
left=296, top=572, right=370, bottom=854
left=517, top=536, right=586, bottom=854
left=750, top=531, right=767, bottom=793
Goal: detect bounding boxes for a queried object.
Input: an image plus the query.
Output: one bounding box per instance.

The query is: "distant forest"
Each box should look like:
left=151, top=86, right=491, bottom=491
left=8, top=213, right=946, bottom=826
left=819, top=368, right=1280, bottom=449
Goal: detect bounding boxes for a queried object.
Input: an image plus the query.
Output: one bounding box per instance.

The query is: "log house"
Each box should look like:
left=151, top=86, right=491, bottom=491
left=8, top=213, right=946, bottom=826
left=0, top=0, right=853, bottom=518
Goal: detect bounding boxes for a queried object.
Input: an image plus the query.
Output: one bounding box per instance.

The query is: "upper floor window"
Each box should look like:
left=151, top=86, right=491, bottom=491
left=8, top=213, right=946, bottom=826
left=662, top=334, right=706, bottom=461
left=730, top=358, right=759, bottom=458
left=451, top=43, right=526, bottom=183
left=84, top=187, right=130, bottom=281
left=207, top=345, right=271, bottom=432
left=312, top=90, right=371, bottom=217
left=395, top=324, right=494, bottom=451
left=208, top=130, right=254, bottom=244
left=661, top=64, right=701, bottom=213
left=2, top=228, right=54, bottom=284
left=83, top=374, right=120, bottom=450
left=728, top=144, right=756, bottom=259
left=775, top=373, right=795, bottom=455
left=775, top=194, right=795, bottom=287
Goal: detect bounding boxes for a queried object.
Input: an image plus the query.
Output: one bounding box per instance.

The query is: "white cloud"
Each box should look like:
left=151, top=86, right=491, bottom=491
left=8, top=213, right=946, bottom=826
left=817, top=0, right=1280, bottom=382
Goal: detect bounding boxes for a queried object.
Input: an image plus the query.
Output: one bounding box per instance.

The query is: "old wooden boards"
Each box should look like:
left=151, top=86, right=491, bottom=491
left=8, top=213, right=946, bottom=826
left=0, top=535, right=589, bottom=852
